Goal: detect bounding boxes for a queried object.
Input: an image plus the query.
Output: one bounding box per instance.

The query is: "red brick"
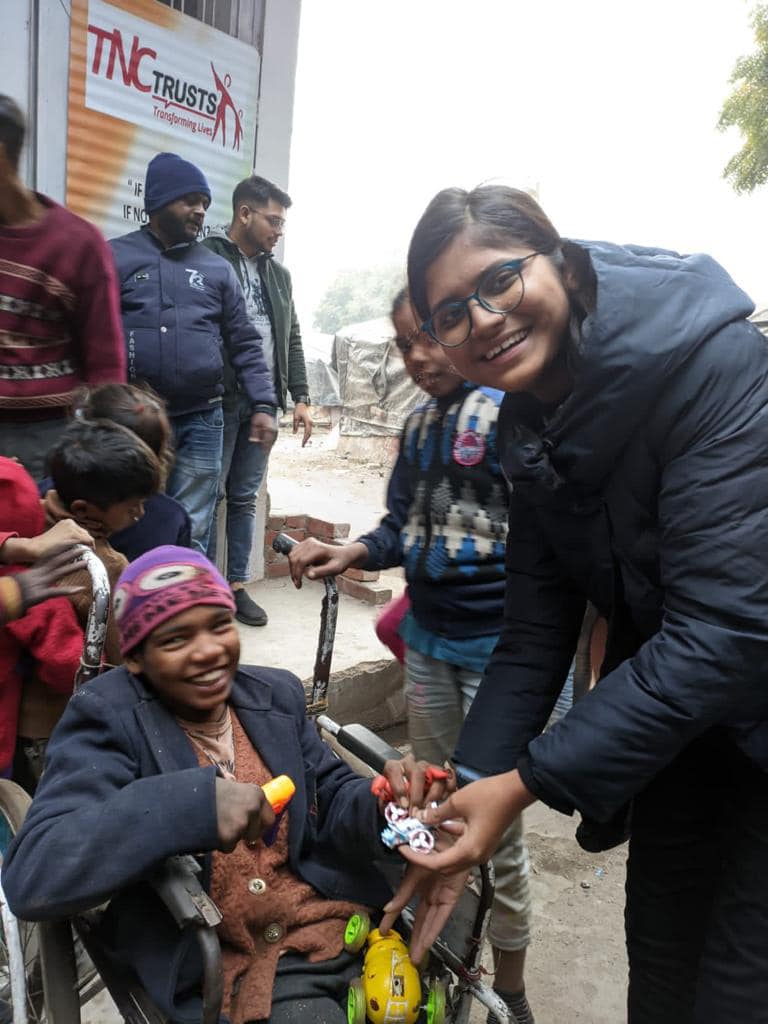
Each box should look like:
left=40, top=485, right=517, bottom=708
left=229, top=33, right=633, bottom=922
left=265, top=561, right=291, bottom=578
left=336, top=575, right=392, bottom=606
left=306, top=517, right=350, bottom=541
left=285, top=514, right=307, bottom=529
left=267, top=513, right=286, bottom=531
left=341, top=567, right=380, bottom=582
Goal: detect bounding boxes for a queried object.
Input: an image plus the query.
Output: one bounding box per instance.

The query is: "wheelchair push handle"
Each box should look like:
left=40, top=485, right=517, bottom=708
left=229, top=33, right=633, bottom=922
left=272, top=532, right=298, bottom=556
left=272, top=533, right=339, bottom=716
left=74, top=543, right=110, bottom=689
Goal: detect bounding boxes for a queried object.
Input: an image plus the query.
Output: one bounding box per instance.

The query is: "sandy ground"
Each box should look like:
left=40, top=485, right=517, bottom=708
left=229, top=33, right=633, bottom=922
left=80, top=426, right=628, bottom=1023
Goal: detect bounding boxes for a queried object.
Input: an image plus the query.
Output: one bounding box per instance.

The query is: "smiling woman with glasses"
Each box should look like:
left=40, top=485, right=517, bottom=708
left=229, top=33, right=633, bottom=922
left=381, top=183, right=768, bottom=1023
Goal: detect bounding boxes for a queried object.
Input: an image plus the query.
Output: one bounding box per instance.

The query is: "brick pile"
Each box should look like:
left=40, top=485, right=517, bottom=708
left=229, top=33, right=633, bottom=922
left=265, top=512, right=392, bottom=605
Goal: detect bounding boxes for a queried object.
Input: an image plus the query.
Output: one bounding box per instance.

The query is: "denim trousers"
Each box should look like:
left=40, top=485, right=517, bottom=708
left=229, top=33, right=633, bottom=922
left=403, top=646, right=532, bottom=952
left=208, top=393, right=269, bottom=582
left=625, top=732, right=768, bottom=1023
left=0, top=418, right=67, bottom=481
left=167, top=406, right=224, bottom=554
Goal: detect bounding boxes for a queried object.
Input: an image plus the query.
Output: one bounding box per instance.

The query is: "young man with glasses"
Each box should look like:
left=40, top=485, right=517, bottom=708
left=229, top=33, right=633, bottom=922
left=204, top=176, right=311, bottom=626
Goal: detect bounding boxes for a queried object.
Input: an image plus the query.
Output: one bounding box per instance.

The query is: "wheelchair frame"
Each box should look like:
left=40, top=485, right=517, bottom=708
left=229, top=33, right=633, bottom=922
left=0, top=535, right=509, bottom=1024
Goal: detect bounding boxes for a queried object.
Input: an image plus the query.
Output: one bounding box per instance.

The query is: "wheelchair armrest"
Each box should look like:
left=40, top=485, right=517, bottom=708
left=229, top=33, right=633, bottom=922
left=150, top=855, right=222, bottom=930
left=316, top=716, right=403, bottom=773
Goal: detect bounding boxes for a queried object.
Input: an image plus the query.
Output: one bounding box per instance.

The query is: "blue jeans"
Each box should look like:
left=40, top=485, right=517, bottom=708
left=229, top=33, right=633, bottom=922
left=167, top=406, right=224, bottom=554
left=548, top=660, right=575, bottom=726
left=208, top=394, right=269, bottom=582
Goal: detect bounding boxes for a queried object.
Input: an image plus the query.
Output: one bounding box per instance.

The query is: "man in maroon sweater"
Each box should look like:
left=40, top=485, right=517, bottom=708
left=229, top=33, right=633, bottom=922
left=0, top=95, right=125, bottom=478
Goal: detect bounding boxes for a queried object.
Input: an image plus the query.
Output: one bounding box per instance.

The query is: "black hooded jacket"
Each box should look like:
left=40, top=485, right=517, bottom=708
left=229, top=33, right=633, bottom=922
left=454, top=240, right=768, bottom=822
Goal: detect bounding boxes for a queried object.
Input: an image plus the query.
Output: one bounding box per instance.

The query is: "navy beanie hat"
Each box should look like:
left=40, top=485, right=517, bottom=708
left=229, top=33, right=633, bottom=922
left=144, top=152, right=212, bottom=214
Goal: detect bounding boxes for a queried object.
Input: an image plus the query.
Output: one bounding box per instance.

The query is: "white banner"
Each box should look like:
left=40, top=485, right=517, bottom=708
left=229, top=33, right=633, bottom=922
left=68, top=0, right=261, bottom=239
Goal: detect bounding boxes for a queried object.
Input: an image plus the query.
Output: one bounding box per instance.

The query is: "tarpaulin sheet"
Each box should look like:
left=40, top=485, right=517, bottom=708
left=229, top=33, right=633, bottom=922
left=332, top=318, right=422, bottom=436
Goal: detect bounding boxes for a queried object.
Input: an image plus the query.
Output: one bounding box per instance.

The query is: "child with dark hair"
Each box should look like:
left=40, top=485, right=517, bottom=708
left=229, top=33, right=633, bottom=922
left=0, top=458, right=85, bottom=782
left=45, top=418, right=160, bottom=543
left=16, top=420, right=161, bottom=788
left=69, top=383, right=192, bottom=559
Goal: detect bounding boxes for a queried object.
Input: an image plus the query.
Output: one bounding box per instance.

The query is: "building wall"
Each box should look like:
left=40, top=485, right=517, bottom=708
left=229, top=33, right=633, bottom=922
left=254, top=0, right=301, bottom=193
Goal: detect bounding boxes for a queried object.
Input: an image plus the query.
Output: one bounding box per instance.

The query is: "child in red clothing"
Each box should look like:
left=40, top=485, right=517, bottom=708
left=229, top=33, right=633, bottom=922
left=0, top=458, right=84, bottom=778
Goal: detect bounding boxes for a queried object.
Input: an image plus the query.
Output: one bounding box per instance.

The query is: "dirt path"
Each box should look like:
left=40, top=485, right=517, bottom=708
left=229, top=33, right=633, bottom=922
left=523, top=803, right=627, bottom=1022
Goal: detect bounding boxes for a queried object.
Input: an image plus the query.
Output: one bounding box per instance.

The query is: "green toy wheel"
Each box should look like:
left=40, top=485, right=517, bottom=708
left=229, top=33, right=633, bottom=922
left=347, top=978, right=366, bottom=1024
left=426, top=979, right=447, bottom=1024
left=343, top=911, right=371, bottom=953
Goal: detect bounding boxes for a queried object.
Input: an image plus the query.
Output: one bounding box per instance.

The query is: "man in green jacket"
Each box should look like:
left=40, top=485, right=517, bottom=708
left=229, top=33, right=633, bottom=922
left=203, top=175, right=311, bottom=626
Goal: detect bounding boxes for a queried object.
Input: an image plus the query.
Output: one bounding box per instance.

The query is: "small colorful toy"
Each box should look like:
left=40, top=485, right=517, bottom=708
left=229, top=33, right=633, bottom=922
left=262, top=775, right=295, bottom=814
left=344, top=912, right=446, bottom=1024
left=380, top=803, right=435, bottom=854
left=370, top=766, right=450, bottom=805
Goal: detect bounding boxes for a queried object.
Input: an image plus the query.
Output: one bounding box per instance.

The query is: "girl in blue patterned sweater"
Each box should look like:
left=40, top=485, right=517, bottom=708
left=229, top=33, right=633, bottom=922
left=288, top=290, right=534, bottom=1024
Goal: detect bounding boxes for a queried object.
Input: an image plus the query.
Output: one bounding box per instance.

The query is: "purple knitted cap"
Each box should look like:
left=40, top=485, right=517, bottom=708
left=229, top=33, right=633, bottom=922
left=113, top=546, right=235, bottom=656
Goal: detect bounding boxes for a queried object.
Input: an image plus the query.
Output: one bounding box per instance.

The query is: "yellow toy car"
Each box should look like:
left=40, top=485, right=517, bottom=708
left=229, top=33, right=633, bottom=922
left=344, top=912, right=446, bottom=1024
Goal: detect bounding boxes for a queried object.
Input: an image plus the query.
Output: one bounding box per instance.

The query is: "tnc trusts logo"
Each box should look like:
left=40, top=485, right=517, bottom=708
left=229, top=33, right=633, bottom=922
left=87, top=22, right=244, bottom=149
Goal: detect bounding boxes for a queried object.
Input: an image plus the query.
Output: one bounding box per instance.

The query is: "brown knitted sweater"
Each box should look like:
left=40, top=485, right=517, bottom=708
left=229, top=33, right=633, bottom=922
left=192, top=711, right=367, bottom=1024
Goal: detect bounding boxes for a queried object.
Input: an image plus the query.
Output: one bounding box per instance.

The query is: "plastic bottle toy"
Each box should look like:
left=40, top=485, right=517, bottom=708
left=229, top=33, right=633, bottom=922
left=262, top=775, right=295, bottom=814
left=344, top=912, right=446, bottom=1024
left=380, top=802, right=435, bottom=854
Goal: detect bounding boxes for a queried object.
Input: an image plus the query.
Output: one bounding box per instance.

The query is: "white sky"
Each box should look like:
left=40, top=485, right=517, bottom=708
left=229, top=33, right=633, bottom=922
left=285, top=0, right=768, bottom=330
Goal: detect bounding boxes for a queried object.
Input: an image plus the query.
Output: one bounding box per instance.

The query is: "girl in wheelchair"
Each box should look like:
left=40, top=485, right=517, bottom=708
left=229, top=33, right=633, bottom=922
left=3, top=546, right=435, bottom=1024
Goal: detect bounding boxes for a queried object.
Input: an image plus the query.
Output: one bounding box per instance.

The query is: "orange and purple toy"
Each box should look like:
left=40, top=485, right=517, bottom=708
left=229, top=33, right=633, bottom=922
left=262, top=775, right=296, bottom=815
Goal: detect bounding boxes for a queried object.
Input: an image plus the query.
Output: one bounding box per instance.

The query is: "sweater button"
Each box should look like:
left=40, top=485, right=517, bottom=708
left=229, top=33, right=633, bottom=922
left=263, top=922, right=283, bottom=944
left=160, top=326, right=168, bottom=333
left=248, top=878, right=267, bottom=895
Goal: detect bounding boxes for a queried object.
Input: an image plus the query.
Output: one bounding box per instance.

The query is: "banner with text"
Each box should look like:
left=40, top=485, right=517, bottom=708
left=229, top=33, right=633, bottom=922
left=67, top=0, right=260, bottom=240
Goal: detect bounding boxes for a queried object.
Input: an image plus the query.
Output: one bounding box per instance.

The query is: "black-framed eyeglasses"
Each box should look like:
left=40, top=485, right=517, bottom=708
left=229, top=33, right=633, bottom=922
left=421, top=253, right=544, bottom=349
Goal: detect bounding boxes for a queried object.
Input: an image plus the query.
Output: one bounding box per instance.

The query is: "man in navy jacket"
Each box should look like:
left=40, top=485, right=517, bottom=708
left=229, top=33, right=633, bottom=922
left=110, top=153, right=277, bottom=553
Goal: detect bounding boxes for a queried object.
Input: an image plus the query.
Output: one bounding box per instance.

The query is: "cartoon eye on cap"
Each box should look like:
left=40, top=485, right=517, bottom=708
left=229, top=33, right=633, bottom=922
left=112, top=586, right=130, bottom=621
left=138, top=564, right=201, bottom=591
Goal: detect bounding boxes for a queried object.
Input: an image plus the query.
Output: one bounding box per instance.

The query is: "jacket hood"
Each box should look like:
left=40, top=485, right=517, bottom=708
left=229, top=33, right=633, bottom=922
left=501, top=240, right=756, bottom=491
left=0, top=457, right=45, bottom=539
left=205, top=226, right=232, bottom=243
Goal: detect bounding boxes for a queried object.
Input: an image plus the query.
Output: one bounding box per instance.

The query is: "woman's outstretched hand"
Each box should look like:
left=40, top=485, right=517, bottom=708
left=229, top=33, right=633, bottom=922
left=379, top=770, right=536, bottom=959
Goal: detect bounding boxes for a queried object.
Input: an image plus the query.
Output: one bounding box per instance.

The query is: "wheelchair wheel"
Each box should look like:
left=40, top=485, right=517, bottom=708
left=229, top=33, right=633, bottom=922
left=347, top=977, right=366, bottom=1024
left=0, top=780, right=44, bottom=1023
left=426, top=979, right=447, bottom=1024
left=343, top=912, right=371, bottom=954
